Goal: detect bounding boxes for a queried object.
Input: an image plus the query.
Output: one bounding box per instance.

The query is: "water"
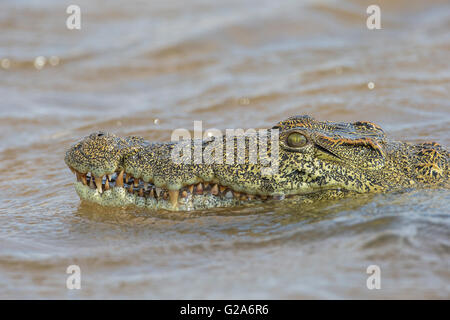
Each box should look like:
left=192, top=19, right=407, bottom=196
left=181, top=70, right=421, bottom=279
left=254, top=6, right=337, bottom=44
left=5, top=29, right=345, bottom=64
left=0, top=0, right=449, bottom=299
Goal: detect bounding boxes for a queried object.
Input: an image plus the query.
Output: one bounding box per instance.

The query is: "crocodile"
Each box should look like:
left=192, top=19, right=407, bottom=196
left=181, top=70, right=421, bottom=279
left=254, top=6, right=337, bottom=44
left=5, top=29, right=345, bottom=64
left=65, top=115, right=449, bottom=211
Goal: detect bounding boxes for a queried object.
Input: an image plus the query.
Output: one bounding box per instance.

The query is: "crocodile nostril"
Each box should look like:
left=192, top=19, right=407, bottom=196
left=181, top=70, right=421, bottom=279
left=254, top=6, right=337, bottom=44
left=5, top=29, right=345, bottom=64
left=97, top=133, right=105, bottom=137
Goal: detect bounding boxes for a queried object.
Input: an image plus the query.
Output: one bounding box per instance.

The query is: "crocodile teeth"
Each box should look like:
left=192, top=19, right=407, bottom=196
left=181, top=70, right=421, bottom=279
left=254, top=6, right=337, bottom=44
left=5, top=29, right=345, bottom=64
left=80, top=173, right=87, bottom=185
left=73, top=169, right=272, bottom=205
left=169, top=190, right=179, bottom=207
left=116, top=170, right=124, bottom=187
left=89, top=175, right=95, bottom=189
left=211, top=184, right=219, bottom=195
left=95, top=176, right=103, bottom=194
left=196, top=183, right=203, bottom=195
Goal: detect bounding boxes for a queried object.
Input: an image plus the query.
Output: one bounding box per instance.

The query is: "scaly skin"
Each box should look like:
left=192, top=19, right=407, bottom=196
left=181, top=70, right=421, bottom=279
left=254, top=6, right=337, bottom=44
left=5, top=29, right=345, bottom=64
left=65, top=115, right=449, bottom=211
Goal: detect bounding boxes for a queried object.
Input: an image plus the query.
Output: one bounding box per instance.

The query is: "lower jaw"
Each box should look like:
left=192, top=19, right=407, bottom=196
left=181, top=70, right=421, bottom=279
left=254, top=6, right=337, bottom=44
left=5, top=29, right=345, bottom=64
left=74, top=182, right=249, bottom=211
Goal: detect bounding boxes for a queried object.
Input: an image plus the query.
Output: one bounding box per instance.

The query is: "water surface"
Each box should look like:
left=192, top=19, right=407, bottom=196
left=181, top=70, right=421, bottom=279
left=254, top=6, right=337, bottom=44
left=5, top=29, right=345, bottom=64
left=0, top=0, right=449, bottom=299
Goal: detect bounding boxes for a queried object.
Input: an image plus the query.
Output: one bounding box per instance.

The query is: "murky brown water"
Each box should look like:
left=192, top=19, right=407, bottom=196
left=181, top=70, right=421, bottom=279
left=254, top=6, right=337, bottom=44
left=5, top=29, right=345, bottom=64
left=1, top=0, right=449, bottom=299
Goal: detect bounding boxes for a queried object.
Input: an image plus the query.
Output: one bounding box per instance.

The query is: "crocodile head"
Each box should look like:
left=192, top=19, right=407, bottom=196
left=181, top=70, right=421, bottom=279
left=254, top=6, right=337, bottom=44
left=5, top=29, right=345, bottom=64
left=65, top=115, right=448, bottom=211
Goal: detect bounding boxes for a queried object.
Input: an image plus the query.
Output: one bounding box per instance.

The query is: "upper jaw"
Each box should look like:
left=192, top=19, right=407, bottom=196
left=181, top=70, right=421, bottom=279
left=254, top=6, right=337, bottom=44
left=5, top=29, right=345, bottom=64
left=65, top=133, right=276, bottom=209
left=64, top=148, right=121, bottom=179
left=64, top=131, right=140, bottom=177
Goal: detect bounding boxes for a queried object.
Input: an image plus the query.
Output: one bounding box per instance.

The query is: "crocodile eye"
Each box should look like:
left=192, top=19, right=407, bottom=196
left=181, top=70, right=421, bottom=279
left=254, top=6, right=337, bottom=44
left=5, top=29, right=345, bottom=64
left=286, top=132, right=307, bottom=148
